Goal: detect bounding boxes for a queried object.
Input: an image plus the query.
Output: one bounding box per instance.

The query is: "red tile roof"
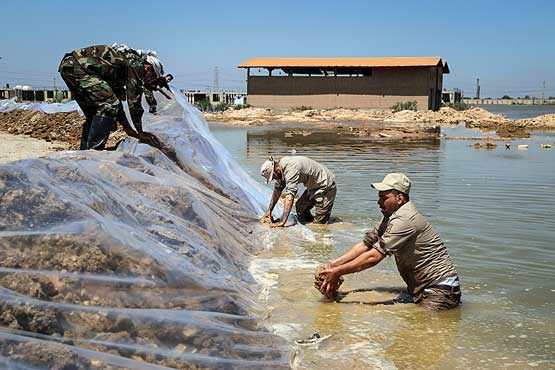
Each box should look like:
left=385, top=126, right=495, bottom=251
left=238, top=57, right=449, bottom=72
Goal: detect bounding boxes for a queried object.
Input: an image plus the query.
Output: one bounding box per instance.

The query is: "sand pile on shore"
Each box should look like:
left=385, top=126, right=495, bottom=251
left=0, top=110, right=127, bottom=149
left=516, top=114, right=555, bottom=128
left=204, top=107, right=274, bottom=125
left=384, top=107, right=512, bottom=127
left=202, top=105, right=555, bottom=139
left=206, top=106, right=518, bottom=127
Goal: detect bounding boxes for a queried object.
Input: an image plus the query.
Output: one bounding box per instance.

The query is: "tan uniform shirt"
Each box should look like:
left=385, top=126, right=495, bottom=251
left=363, top=201, right=457, bottom=301
left=275, top=156, right=335, bottom=197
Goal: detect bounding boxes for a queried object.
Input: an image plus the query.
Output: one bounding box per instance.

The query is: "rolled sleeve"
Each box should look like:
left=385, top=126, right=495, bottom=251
left=363, top=224, right=380, bottom=249
left=283, top=166, right=300, bottom=196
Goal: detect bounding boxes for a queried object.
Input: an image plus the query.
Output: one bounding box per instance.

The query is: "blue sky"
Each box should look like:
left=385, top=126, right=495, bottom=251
left=1, top=0, right=554, bottom=98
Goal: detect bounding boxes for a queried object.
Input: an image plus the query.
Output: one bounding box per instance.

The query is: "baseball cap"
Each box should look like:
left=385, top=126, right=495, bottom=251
left=260, top=157, right=275, bottom=184
left=145, top=53, right=164, bottom=78
left=371, top=173, right=411, bottom=194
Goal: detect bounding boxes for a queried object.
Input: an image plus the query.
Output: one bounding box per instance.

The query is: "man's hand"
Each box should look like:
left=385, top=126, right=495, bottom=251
left=137, top=132, right=162, bottom=148
left=270, top=221, right=286, bottom=228
left=260, top=213, right=275, bottom=224
left=319, top=266, right=343, bottom=299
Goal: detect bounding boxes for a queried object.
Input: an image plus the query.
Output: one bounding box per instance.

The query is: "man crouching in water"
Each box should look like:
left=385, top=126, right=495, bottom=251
left=319, top=173, right=461, bottom=310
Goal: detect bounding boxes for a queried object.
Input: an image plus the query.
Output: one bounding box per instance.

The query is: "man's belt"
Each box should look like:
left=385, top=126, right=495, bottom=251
left=429, top=284, right=460, bottom=293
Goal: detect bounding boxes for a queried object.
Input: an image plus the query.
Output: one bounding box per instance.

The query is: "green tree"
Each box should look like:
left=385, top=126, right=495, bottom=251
left=501, top=95, right=512, bottom=99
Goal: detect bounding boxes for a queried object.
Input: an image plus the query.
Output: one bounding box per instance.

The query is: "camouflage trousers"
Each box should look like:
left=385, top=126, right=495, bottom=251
left=58, top=53, right=120, bottom=120
left=296, top=183, right=337, bottom=224
left=144, top=89, right=157, bottom=113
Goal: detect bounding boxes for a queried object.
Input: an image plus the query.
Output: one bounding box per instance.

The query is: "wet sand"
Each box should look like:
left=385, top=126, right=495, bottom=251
left=0, top=133, right=68, bottom=163
left=204, top=106, right=555, bottom=139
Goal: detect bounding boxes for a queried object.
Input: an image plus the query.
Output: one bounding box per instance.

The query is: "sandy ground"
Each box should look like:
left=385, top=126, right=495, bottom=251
left=1, top=106, right=554, bottom=164
left=0, top=133, right=69, bottom=163
left=204, top=106, right=555, bottom=133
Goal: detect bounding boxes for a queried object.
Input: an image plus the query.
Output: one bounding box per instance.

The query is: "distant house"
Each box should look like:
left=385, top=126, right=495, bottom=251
left=238, top=57, right=449, bottom=111
left=181, top=89, right=247, bottom=106
left=0, top=85, right=71, bottom=102
left=442, top=88, right=462, bottom=105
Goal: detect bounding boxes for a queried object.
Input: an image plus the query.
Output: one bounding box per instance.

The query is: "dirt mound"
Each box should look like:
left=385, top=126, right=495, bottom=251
left=0, top=110, right=127, bottom=150
left=0, top=149, right=289, bottom=368
left=516, top=114, right=555, bottom=128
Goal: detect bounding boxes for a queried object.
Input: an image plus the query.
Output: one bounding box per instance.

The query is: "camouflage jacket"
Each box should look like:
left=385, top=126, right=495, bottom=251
left=70, top=45, right=146, bottom=127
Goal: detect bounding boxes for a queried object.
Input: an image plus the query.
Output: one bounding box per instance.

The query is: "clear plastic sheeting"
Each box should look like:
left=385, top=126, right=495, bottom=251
left=0, top=97, right=81, bottom=114
left=0, top=92, right=292, bottom=369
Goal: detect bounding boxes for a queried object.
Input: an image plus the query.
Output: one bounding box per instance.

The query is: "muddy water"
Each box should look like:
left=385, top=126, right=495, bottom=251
left=211, top=122, right=555, bottom=369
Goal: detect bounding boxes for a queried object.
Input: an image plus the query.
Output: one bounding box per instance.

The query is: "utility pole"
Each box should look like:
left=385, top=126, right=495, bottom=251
left=213, top=66, right=219, bottom=92
left=53, top=77, right=56, bottom=90
left=475, top=78, right=480, bottom=99
left=542, top=80, right=546, bottom=104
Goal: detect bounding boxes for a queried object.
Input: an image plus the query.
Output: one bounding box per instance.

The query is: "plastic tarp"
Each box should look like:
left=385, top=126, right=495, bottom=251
left=0, top=90, right=294, bottom=369
left=0, top=97, right=81, bottom=114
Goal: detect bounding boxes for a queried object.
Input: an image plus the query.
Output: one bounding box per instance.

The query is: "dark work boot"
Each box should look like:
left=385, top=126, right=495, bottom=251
left=80, top=115, right=93, bottom=150
left=297, top=210, right=315, bottom=224
left=87, top=115, right=114, bottom=150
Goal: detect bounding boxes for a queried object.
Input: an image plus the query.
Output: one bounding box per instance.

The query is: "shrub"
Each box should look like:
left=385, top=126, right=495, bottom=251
left=291, top=105, right=313, bottom=111
left=391, top=101, right=417, bottom=112
left=446, top=102, right=470, bottom=111
left=214, top=102, right=229, bottom=112
left=233, top=103, right=251, bottom=110
left=53, top=92, right=64, bottom=103
left=195, top=100, right=213, bottom=112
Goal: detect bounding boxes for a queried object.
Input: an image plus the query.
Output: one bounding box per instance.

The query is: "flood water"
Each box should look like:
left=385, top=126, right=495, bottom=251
left=209, top=112, right=555, bottom=369
left=477, top=104, right=555, bottom=120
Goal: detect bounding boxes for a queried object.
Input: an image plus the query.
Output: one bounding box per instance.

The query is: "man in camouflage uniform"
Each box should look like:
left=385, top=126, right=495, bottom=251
left=58, top=44, right=170, bottom=150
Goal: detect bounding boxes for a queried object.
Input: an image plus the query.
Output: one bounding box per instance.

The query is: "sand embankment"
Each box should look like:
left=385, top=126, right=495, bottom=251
left=0, top=110, right=127, bottom=151
left=1, top=107, right=554, bottom=162
left=204, top=106, right=555, bottom=138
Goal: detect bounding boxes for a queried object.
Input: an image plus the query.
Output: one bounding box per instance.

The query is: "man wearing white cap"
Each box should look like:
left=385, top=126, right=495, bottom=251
left=318, top=173, right=461, bottom=310
left=260, top=156, right=336, bottom=227
left=58, top=44, right=173, bottom=150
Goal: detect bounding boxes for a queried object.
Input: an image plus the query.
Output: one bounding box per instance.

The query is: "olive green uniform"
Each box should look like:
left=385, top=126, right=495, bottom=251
left=58, top=45, right=147, bottom=149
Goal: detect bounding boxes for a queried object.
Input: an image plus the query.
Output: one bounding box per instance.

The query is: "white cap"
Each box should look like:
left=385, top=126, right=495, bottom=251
left=112, top=44, right=164, bottom=78
left=145, top=54, right=164, bottom=78
left=260, top=159, right=275, bottom=184
left=371, top=173, right=411, bottom=194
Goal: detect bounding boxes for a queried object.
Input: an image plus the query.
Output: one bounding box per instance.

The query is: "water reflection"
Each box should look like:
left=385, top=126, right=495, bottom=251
left=210, top=122, right=555, bottom=369
left=384, top=309, right=462, bottom=369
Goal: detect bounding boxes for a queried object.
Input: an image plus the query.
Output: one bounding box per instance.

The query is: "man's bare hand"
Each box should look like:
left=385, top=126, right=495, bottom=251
left=137, top=132, right=163, bottom=148
left=318, top=266, right=343, bottom=299
left=270, top=221, right=286, bottom=228
left=260, top=212, right=275, bottom=224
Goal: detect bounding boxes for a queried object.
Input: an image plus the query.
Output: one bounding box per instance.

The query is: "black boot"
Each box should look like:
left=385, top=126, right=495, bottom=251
left=87, top=115, right=114, bottom=150
left=80, top=115, right=93, bottom=150
left=297, top=210, right=315, bottom=224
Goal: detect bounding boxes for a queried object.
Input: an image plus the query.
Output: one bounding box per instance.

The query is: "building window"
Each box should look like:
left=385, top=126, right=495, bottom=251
left=212, top=94, right=220, bottom=102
